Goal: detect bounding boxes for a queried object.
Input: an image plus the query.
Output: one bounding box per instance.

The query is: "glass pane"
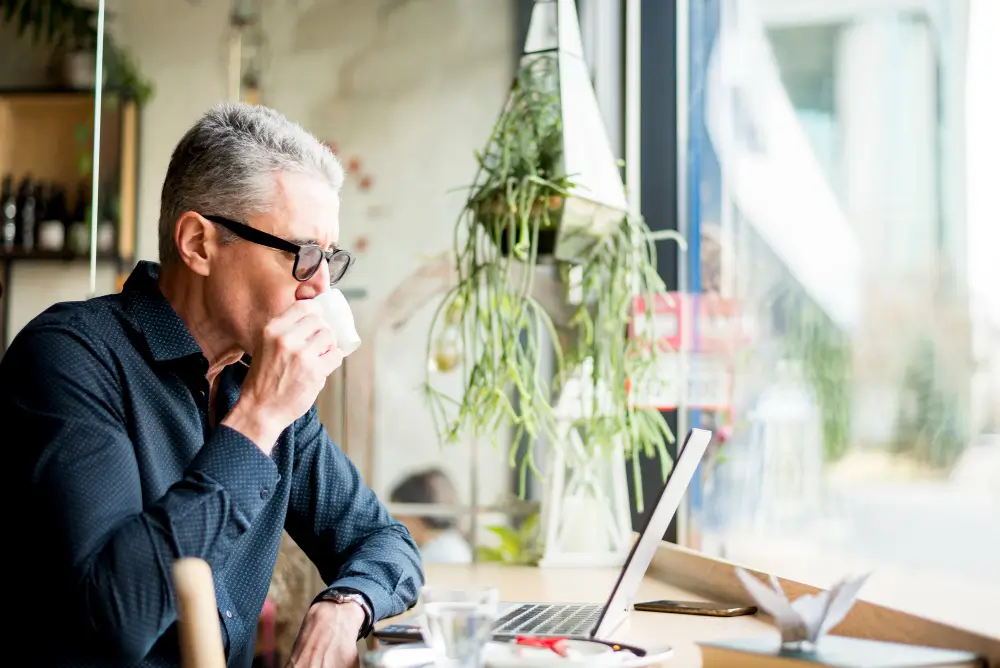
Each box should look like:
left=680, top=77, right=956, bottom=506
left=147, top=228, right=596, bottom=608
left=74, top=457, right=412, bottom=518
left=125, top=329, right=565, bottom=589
left=691, top=0, right=999, bottom=634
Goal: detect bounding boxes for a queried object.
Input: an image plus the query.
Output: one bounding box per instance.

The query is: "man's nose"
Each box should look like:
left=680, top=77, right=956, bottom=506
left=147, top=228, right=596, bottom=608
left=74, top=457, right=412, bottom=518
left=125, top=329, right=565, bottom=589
left=297, top=259, right=331, bottom=299
left=314, top=258, right=332, bottom=290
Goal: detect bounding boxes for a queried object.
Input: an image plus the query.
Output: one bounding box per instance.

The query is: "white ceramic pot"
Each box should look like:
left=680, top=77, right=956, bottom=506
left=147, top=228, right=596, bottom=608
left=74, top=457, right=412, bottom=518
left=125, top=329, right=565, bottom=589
left=62, top=50, right=97, bottom=89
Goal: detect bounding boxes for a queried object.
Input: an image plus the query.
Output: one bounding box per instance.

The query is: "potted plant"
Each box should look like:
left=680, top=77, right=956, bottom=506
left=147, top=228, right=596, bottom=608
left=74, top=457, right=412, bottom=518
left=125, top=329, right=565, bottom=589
left=425, top=1, right=680, bottom=565
left=469, top=53, right=567, bottom=259
left=2, top=0, right=154, bottom=103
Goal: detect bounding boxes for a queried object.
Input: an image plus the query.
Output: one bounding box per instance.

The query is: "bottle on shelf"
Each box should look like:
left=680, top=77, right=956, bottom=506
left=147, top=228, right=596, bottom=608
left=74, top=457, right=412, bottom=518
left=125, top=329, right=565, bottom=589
left=66, top=181, right=90, bottom=256
left=96, top=186, right=116, bottom=256
left=15, top=175, right=37, bottom=252
left=37, top=183, right=68, bottom=253
left=34, top=181, right=50, bottom=248
left=1, top=174, right=16, bottom=252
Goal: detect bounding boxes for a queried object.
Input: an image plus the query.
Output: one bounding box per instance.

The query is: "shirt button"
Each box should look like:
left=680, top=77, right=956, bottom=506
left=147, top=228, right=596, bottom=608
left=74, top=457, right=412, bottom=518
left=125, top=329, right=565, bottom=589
left=260, top=486, right=269, bottom=500
left=276, top=474, right=282, bottom=482
left=225, top=610, right=233, bottom=619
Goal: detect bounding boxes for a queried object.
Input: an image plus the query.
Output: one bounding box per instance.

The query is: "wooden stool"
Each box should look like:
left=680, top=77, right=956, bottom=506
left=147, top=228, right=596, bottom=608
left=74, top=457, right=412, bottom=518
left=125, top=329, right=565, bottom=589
left=173, top=558, right=227, bottom=668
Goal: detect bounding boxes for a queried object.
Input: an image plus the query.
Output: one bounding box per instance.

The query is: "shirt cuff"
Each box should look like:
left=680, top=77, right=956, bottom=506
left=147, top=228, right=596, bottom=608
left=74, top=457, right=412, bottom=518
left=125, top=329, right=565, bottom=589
left=188, top=424, right=280, bottom=525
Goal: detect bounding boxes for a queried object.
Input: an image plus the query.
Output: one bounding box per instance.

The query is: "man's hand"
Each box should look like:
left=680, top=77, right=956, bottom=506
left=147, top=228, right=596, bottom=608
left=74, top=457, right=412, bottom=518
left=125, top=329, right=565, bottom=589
left=223, top=299, right=344, bottom=454
left=285, top=600, right=366, bottom=668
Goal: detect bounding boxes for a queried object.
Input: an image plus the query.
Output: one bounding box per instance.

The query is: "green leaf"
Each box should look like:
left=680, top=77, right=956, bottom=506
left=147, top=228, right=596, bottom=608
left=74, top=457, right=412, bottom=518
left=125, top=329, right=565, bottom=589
left=485, top=524, right=521, bottom=558
left=518, top=512, right=539, bottom=542
left=476, top=546, right=506, bottom=563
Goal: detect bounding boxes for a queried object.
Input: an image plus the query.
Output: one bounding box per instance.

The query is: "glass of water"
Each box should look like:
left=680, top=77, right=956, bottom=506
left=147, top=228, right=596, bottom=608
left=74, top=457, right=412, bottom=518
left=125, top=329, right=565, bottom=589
left=417, top=586, right=500, bottom=668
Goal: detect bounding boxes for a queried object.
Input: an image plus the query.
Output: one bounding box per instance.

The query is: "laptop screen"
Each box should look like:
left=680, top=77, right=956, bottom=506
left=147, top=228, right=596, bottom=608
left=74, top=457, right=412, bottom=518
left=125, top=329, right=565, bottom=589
left=590, top=428, right=713, bottom=639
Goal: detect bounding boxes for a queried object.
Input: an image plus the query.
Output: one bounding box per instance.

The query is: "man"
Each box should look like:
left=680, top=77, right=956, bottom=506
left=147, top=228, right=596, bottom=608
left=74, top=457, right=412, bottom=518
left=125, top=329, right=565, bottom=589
left=2, top=103, right=423, bottom=667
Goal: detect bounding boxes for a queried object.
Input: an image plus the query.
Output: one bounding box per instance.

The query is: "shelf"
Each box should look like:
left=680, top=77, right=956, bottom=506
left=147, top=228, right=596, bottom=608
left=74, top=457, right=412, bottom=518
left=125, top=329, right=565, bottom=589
left=0, top=88, right=141, bottom=100
left=0, top=87, right=96, bottom=98
left=0, top=249, right=120, bottom=262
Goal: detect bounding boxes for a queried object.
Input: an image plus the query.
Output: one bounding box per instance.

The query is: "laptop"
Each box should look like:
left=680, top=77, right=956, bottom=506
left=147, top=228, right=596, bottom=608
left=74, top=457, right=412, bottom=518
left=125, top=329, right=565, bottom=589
left=375, top=428, right=712, bottom=643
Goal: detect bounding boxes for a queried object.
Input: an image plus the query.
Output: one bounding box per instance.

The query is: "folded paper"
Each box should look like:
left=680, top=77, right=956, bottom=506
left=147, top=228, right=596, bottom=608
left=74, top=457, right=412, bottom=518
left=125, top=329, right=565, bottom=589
left=734, top=567, right=871, bottom=650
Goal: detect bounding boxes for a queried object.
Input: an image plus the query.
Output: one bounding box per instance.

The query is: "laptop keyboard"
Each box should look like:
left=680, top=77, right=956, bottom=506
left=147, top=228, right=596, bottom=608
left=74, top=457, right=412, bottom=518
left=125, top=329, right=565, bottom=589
left=494, top=603, right=602, bottom=636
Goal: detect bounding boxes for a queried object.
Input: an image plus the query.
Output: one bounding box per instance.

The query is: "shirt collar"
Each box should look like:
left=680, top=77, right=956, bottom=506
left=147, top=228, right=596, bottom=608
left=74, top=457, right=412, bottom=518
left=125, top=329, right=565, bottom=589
left=123, top=261, right=205, bottom=363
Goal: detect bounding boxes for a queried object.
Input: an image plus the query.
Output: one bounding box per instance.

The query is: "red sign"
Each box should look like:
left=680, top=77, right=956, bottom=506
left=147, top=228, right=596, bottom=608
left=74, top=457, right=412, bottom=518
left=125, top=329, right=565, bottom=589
left=629, top=292, right=744, bottom=353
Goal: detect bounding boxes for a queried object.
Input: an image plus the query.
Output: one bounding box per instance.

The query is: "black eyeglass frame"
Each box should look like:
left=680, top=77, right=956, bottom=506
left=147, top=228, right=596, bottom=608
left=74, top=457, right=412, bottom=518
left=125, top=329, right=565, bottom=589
left=203, top=214, right=354, bottom=285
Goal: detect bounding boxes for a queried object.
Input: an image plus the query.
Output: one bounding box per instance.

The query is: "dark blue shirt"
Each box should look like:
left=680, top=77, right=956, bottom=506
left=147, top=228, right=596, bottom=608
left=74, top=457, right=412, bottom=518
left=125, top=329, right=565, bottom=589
left=2, top=261, right=423, bottom=667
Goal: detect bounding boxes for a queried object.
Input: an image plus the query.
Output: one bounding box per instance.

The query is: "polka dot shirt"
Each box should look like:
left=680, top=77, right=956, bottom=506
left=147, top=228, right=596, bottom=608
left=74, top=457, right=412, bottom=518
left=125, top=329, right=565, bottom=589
left=2, top=260, right=423, bottom=667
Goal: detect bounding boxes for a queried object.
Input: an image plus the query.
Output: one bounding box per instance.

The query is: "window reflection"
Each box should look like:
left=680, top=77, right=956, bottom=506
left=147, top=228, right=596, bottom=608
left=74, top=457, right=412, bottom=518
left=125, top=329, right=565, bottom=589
left=693, top=0, right=999, bottom=632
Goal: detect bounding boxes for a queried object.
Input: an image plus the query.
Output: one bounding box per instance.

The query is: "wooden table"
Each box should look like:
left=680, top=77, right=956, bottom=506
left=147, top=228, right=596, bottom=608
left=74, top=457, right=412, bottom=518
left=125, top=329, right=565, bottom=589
left=376, top=563, right=775, bottom=667
left=373, top=544, right=1000, bottom=668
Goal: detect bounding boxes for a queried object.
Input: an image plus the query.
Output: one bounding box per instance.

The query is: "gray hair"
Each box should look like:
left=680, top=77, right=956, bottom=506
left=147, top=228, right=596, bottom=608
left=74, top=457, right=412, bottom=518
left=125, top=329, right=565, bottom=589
left=158, top=102, right=344, bottom=266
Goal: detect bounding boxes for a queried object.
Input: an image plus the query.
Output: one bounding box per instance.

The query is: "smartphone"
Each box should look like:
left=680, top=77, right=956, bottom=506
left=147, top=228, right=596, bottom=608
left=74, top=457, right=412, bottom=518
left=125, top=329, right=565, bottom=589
left=372, top=623, right=423, bottom=644
left=633, top=599, right=757, bottom=617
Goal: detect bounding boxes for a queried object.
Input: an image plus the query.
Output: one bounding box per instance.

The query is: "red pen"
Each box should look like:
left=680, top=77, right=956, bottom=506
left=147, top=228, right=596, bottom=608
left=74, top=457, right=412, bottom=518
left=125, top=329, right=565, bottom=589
left=515, top=636, right=573, bottom=657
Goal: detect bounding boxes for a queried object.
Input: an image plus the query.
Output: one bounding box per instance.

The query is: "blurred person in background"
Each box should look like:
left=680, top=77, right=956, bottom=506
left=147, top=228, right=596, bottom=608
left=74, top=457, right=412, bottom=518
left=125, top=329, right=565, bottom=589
left=391, top=468, right=474, bottom=564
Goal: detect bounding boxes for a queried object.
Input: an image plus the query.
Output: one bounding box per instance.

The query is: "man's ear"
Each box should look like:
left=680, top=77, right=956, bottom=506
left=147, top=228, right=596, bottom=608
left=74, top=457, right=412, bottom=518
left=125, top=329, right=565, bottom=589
left=174, top=212, right=215, bottom=277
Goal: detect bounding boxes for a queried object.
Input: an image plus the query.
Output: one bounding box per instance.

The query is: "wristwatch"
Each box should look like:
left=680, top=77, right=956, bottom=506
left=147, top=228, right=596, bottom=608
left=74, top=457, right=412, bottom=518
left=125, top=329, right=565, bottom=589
left=315, top=588, right=373, bottom=640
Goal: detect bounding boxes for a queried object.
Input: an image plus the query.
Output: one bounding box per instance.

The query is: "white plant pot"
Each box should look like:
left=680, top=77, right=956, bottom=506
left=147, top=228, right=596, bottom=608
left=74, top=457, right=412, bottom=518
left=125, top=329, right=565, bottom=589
left=63, top=50, right=97, bottom=89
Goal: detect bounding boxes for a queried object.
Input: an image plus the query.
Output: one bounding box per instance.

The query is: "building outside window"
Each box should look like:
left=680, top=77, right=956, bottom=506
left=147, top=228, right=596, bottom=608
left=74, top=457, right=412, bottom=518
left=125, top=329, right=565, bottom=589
left=683, top=0, right=999, bottom=635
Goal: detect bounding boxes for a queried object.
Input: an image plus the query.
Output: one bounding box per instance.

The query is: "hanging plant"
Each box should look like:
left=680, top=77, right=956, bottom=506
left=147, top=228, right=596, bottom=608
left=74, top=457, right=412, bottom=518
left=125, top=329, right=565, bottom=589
left=564, top=218, right=680, bottom=510
left=468, top=55, right=567, bottom=258
left=424, top=50, right=679, bottom=511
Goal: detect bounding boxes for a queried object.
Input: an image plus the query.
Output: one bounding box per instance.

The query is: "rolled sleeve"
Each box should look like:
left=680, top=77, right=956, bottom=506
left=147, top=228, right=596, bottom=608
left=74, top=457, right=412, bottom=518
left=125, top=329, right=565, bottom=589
left=285, top=407, right=424, bottom=625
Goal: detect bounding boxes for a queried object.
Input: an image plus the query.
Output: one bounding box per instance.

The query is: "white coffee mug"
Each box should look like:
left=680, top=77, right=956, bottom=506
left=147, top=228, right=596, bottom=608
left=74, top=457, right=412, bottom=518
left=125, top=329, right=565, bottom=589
left=314, top=289, right=362, bottom=356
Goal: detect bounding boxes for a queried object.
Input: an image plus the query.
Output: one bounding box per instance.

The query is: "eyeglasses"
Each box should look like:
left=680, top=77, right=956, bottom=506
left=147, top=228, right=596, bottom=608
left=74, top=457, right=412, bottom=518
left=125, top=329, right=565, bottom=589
left=203, top=214, right=354, bottom=286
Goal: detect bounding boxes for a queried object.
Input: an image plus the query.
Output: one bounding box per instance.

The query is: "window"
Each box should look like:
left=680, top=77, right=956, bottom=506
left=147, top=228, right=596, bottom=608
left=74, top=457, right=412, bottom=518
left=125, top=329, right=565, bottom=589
left=684, top=0, right=999, bottom=635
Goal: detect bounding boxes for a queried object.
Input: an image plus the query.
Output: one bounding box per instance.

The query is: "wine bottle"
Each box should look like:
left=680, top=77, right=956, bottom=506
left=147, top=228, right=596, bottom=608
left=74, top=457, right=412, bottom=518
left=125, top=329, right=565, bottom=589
left=38, top=183, right=68, bottom=252
left=96, top=187, right=115, bottom=255
left=66, top=181, right=90, bottom=255
left=16, top=176, right=37, bottom=252
left=1, top=174, right=16, bottom=252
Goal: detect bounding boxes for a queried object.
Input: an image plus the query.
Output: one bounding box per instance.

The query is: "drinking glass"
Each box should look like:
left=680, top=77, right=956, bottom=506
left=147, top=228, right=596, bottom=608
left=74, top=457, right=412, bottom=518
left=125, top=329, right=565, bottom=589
left=417, top=586, right=500, bottom=668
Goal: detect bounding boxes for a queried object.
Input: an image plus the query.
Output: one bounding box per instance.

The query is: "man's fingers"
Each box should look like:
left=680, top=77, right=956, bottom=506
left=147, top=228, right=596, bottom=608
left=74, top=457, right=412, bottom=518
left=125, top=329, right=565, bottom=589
left=278, top=313, right=329, bottom=351
left=304, top=326, right=338, bottom=359
left=266, top=299, right=325, bottom=339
